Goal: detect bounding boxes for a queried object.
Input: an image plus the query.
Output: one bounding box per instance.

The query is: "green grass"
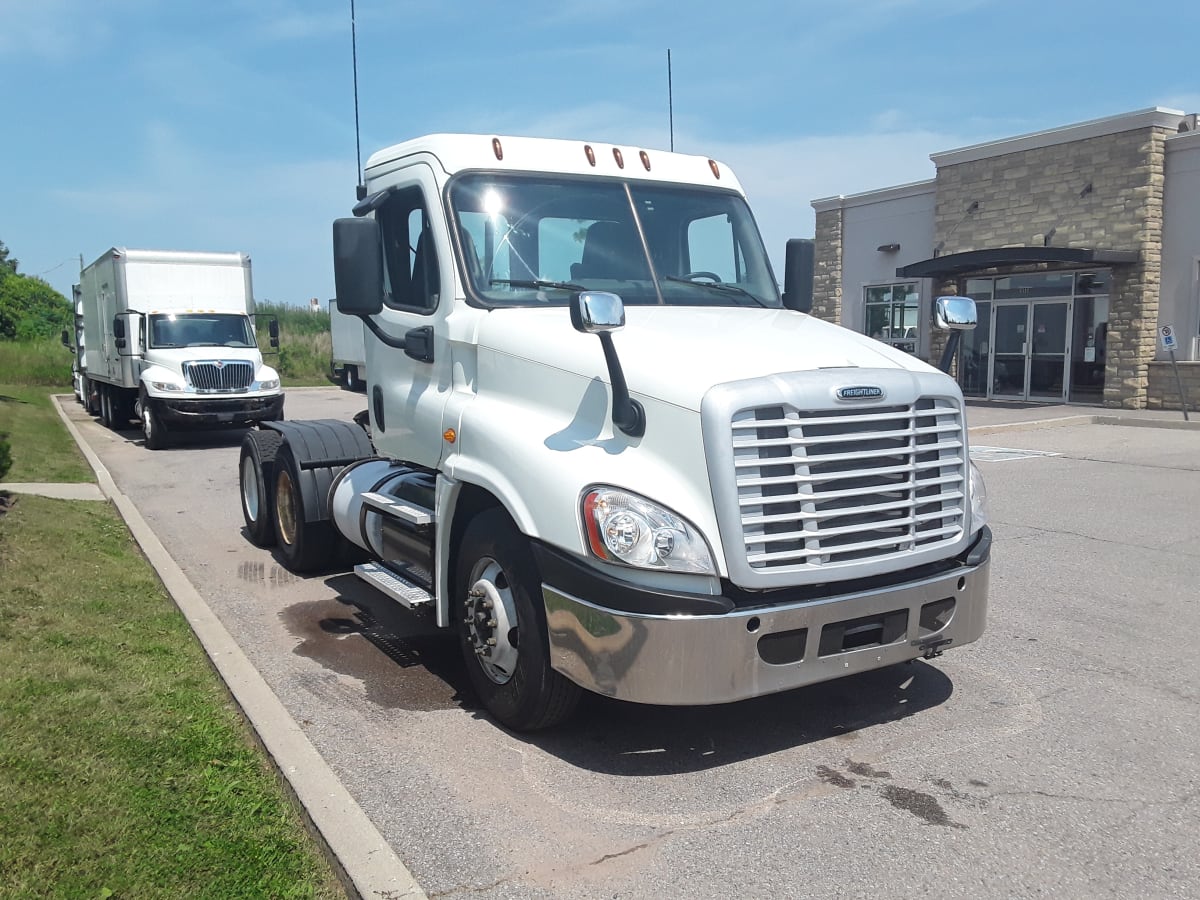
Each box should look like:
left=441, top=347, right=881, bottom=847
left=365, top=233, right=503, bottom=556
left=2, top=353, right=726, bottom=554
left=0, top=385, right=92, bottom=482
left=0, top=338, right=73, bottom=387
left=0, top=495, right=345, bottom=899
left=256, top=303, right=337, bottom=387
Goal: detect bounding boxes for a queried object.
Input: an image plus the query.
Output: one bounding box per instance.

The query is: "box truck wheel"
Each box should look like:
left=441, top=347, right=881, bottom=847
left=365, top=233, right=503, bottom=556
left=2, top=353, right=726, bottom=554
left=455, top=509, right=582, bottom=731
left=98, top=384, right=114, bottom=428
left=239, top=429, right=283, bottom=547
left=140, top=393, right=168, bottom=450
left=344, top=365, right=361, bottom=391
left=272, top=444, right=338, bottom=573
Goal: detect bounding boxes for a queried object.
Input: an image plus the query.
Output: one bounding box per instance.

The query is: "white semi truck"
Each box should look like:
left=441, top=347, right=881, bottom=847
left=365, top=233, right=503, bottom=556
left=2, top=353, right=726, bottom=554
left=238, top=134, right=990, bottom=730
left=70, top=248, right=285, bottom=449
left=328, top=298, right=367, bottom=390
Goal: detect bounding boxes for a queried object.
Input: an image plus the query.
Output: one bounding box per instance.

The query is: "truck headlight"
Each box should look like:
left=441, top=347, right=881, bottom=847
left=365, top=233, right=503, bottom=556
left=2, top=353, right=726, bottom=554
left=150, top=380, right=184, bottom=392
left=259, top=378, right=279, bottom=391
left=969, top=461, right=989, bottom=532
left=581, top=487, right=716, bottom=575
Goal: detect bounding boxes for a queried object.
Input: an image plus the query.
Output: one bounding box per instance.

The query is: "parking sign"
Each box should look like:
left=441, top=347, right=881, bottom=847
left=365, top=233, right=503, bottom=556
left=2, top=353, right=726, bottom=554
left=1159, top=324, right=1178, bottom=352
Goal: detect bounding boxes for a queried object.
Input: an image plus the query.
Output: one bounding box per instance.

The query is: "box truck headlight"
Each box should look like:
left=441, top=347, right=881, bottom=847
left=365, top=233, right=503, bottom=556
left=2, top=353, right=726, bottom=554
left=150, top=379, right=184, bottom=392
left=582, top=487, right=715, bottom=575
left=258, top=378, right=279, bottom=391
left=969, top=461, right=989, bottom=532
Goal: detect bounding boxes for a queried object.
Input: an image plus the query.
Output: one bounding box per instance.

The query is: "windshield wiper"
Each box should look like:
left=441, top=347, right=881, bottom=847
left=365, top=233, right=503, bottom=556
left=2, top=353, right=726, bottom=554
left=663, top=276, right=769, bottom=308
left=490, top=278, right=586, bottom=292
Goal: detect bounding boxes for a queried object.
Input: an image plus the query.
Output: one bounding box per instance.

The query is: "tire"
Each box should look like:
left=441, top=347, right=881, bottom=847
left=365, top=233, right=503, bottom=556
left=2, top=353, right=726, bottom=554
left=141, top=396, right=168, bottom=450
left=345, top=365, right=361, bottom=392
left=454, top=508, right=582, bottom=731
left=273, top=444, right=338, bottom=573
left=239, top=429, right=283, bottom=547
left=98, top=384, right=113, bottom=428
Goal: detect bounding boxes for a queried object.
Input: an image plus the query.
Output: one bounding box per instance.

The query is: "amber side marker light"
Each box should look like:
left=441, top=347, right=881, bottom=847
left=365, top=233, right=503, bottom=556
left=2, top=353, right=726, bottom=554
left=639, top=150, right=651, bottom=171
left=492, top=138, right=503, bottom=160
left=708, top=159, right=721, bottom=180
left=443, top=428, right=457, bottom=444
left=584, top=144, right=596, bottom=167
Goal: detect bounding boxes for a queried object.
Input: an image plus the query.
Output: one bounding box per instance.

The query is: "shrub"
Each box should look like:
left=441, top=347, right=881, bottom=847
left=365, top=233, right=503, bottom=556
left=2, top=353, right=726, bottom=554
left=0, top=433, right=12, bottom=481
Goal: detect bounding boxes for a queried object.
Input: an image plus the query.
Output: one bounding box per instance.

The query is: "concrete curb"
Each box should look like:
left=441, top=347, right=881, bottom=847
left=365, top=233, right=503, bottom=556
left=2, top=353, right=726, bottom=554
left=0, top=481, right=106, bottom=500
left=968, top=412, right=1200, bottom=437
left=51, top=396, right=427, bottom=900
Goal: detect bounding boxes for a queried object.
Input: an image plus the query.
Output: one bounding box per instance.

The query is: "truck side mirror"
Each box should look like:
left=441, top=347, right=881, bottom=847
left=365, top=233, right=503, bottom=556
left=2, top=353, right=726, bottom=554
left=113, top=316, right=127, bottom=349
left=61, top=329, right=71, bottom=349
left=782, top=238, right=814, bottom=313
left=934, top=295, right=978, bottom=330
left=268, top=318, right=280, bottom=349
left=333, top=217, right=384, bottom=316
left=571, top=291, right=644, bottom=438
left=932, top=295, right=978, bottom=375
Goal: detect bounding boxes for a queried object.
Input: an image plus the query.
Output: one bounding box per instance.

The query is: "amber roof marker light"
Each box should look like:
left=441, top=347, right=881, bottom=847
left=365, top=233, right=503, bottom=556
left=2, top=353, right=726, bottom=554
left=639, top=150, right=651, bottom=171
left=612, top=147, right=625, bottom=169
left=584, top=144, right=596, bottom=167
left=708, top=159, right=721, bottom=180
left=492, top=137, right=504, bottom=160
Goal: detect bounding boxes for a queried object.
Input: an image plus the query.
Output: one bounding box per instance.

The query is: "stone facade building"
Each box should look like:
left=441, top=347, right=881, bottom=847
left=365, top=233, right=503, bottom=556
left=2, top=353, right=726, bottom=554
left=812, top=108, right=1200, bottom=409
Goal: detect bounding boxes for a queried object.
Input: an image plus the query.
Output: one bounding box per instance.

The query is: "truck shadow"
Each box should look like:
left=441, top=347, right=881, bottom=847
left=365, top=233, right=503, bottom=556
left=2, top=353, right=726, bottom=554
left=284, top=573, right=955, bottom=774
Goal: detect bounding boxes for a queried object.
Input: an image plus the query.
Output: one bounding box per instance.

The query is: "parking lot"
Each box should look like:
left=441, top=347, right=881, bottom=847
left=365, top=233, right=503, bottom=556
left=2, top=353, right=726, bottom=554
left=61, top=389, right=1200, bottom=899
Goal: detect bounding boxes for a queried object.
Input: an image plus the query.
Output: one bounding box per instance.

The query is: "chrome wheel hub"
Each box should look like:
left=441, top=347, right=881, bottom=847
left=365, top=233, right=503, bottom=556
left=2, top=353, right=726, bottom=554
left=464, top=559, right=519, bottom=684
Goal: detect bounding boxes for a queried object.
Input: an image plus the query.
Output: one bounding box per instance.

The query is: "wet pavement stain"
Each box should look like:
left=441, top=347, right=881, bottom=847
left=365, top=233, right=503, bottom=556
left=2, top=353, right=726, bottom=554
left=237, top=560, right=302, bottom=587
left=847, top=760, right=892, bottom=779
left=816, top=765, right=856, bottom=789
left=880, top=785, right=966, bottom=829
left=280, top=596, right=469, bottom=712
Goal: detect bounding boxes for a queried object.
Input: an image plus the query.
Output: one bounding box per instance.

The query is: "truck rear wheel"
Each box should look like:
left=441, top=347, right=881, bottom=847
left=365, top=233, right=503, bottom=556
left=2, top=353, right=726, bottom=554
left=454, top=509, right=582, bottom=731
left=239, top=429, right=283, bottom=546
left=98, top=384, right=113, bottom=428
left=273, top=444, right=338, bottom=573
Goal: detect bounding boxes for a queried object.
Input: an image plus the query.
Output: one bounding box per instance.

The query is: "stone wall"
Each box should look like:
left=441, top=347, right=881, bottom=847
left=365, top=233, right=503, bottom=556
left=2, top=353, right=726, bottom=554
left=1146, top=361, right=1200, bottom=412
left=934, top=125, right=1172, bottom=408
left=812, top=207, right=843, bottom=322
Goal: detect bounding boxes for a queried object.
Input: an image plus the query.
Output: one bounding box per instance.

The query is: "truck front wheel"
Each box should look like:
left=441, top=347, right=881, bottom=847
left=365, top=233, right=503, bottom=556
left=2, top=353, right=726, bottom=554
left=239, top=429, right=283, bottom=546
left=454, top=509, right=582, bottom=731
left=140, top=394, right=168, bottom=449
left=273, top=445, right=338, bottom=573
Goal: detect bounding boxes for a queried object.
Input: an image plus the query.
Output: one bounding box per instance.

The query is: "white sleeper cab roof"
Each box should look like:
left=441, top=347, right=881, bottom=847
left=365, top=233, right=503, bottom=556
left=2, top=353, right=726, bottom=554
left=363, top=133, right=746, bottom=194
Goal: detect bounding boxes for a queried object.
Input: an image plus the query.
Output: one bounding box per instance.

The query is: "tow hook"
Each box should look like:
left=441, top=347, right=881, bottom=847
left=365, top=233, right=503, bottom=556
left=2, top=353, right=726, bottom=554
left=916, top=637, right=952, bottom=660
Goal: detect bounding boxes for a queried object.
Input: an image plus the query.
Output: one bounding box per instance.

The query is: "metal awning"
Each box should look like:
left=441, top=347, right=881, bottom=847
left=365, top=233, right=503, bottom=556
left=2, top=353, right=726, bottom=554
left=896, top=247, right=1139, bottom=279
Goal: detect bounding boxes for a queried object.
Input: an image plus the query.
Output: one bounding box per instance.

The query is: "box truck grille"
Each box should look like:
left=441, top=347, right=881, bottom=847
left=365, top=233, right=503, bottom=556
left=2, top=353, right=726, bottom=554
left=184, top=360, right=254, bottom=392
left=732, top=398, right=966, bottom=572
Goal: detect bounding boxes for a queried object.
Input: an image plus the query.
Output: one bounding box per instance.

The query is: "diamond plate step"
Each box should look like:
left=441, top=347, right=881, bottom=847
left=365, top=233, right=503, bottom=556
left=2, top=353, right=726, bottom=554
left=355, top=562, right=432, bottom=609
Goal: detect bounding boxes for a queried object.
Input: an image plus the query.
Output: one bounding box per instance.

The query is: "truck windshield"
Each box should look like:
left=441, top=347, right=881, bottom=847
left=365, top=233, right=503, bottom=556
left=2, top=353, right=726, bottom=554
left=147, top=313, right=257, bottom=349
left=449, top=173, right=782, bottom=308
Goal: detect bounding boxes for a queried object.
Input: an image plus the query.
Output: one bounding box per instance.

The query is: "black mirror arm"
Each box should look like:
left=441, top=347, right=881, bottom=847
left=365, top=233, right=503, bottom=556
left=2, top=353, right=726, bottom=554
left=360, top=315, right=434, bottom=363
left=938, top=330, right=963, bottom=375
left=598, top=333, right=645, bottom=438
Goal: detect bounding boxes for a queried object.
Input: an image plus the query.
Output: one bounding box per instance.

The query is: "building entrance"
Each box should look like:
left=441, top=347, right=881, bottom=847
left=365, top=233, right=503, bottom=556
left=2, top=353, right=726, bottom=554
left=960, top=271, right=1109, bottom=403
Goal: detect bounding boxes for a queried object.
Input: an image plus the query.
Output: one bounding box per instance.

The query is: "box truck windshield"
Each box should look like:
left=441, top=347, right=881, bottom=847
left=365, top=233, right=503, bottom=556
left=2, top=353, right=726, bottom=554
left=148, top=313, right=257, bottom=348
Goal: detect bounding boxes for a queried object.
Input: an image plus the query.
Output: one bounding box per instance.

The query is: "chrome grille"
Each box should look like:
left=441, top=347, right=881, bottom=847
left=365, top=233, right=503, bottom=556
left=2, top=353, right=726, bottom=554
left=732, top=398, right=966, bottom=572
left=184, top=360, right=254, bottom=392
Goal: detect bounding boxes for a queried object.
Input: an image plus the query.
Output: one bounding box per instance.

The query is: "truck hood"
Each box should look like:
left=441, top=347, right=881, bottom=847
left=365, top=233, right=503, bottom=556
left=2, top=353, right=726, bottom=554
left=473, top=306, right=939, bottom=411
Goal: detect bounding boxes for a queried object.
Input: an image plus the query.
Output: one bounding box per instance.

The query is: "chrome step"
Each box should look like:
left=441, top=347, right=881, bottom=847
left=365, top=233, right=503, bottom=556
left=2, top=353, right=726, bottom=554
left=355, top=562, right=432, bottom=609
left=361, top=491, right=433, bottom=526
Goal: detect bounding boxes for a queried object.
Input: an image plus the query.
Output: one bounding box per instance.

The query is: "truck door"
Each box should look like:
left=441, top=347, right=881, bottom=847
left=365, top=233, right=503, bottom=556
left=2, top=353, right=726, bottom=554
left=367, top=168, right=454, bottom=469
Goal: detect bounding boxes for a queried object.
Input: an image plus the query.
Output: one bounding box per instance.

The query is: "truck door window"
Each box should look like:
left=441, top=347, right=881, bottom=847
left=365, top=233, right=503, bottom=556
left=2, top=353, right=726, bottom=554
left=378, top=187, right=440, bottom=312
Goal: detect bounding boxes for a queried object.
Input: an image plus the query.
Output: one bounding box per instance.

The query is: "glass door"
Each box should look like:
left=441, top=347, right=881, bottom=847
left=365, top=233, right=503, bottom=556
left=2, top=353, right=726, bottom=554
left=991, top=303, right=1030, bottom=398
left=1029, top=302, right=1069, bottom=400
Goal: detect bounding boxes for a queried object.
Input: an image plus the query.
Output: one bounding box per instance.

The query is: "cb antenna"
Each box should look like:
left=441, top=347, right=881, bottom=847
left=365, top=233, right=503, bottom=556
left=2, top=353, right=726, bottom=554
left=350, top=0, right=365, bottom=200
left=667, top=49, right=674, bottom=151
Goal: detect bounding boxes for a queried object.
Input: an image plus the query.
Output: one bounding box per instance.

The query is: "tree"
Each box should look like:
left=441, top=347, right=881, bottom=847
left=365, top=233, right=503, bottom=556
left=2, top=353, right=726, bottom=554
left=0, top=240, right=17, bottom=278
left=0, top=273, right=70, bottom=340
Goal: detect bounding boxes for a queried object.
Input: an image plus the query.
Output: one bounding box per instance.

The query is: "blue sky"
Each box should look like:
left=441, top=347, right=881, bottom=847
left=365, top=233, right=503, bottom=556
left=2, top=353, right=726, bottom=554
left=3, top=0, right=1198, bottom=305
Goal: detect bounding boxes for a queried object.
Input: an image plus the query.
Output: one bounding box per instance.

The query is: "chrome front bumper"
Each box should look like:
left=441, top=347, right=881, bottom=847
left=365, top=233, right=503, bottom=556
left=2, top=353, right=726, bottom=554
left=541, top=539, right=990, bottom=706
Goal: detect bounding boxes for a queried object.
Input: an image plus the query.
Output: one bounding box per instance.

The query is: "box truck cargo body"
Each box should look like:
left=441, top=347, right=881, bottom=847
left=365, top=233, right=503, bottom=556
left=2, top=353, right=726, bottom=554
left=75, top=248, right=284, bottom=448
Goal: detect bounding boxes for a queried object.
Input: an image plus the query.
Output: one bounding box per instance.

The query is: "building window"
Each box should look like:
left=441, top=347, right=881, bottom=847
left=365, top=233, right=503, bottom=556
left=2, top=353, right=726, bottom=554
left=865, top=283, right=920, bottom=353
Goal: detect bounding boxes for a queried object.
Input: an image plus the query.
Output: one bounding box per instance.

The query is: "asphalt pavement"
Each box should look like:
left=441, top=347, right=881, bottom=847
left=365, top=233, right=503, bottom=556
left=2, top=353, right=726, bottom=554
left=14, top=390, right=1199, bottom=900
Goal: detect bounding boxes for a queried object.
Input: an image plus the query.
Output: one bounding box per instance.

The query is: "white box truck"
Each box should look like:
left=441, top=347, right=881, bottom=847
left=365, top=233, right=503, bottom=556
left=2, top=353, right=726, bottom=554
left=72, top=248, right=284, bottom=448
left=238, top=134, right=990, bottom=730
left=328, top=297, right=367, bottom=390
